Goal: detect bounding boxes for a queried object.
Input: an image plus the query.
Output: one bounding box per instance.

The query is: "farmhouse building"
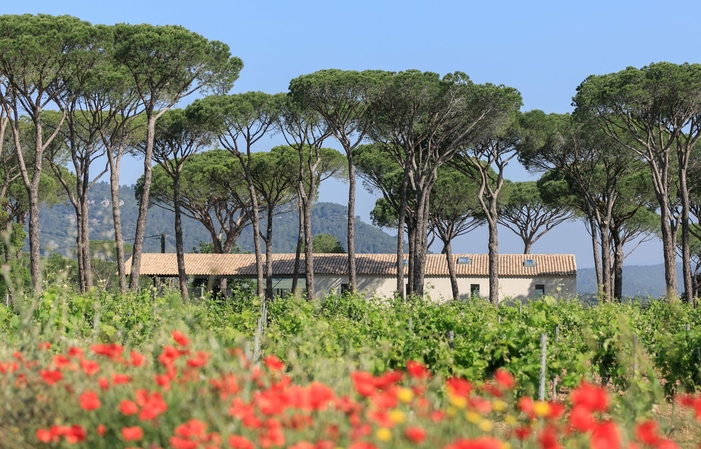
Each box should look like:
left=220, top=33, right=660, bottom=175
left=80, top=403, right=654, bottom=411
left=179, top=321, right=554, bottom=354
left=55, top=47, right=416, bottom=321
left=129, top=253, right=577, bottom=301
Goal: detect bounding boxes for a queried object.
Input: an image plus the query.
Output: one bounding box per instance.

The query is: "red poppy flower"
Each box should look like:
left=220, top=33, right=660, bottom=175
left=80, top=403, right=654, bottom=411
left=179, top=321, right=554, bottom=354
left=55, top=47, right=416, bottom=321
left=36, top=428, right=56, bottom=443
left=159, top=345, right=183, bottom=367
left=351, top=371, right=376, bottom=397
left=539, top=425, right=561, bottom=449
left=518, top=396, right=534, bottom=418
left=307, top=382, right=335, bottom=410
left=53, top=354, right=73, bottom=369
left=569, top=404, right=596, bottom=433
left=406, top=360, right=430, bottom=380
left=187, top=351, right=210, bottom=368
left=591, top=421, right=619, bottom=449
left=264, top=354, right=285, bottom=371
left=38, top=341, right=51, bottom=351
left=657, top=439, right=680, bottom=449
left=121, top=426, right=143, bottom=441
left=40, top=369, right=63, bottom=385
left=130, top=351, right=145, bottom=367
left=494, top=368, right=515, bottom=389
left=229, top=434, right=255, bottom=449
left=546, top=401, right=565, bottom=420
left=446, top=377, right=472, bottom=398
left=79, top=390, right=100, bottom=411
left=80, top=359, right=100, bottom=376
left=98, top=377, right=109, bottom=390
left=514, top=426, right=531, bottom=440
left=172, top=330, right=190, bottom=347
left=175, top=419, right=207, bottom=439
left=635, top=420, right=660, bottom=445
left=97, top=424, right=106, bottom=437
left=371, top=389, right=398, bottom=409
left=68, top=347, right=83, bottom=359
left=119, top=399, right=139, bottom=416
left=155, top=373, right=172, bottom=391
left=64, top=424, right=87, bottom=444
left=570, top=381, right=608, bottom=412
left=136, top=390, right=168, bottom=420
left=374, top=370, right=403, bottom=390
left=91, top=343, right=124, bottom=361
left=112, top=373, right=131, bottom=385
left=430, top=410, right=445, bottom=422
left=170, top=436, right=199, bottom=449
left=469, top=397, right=493, bottom=414
left=404, top=426, right=426, bottom=443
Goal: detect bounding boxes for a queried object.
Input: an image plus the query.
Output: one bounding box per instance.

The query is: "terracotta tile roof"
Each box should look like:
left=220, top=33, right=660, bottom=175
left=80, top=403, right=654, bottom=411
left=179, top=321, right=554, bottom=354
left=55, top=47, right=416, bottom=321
left=127, top=253, right=576, bottom=277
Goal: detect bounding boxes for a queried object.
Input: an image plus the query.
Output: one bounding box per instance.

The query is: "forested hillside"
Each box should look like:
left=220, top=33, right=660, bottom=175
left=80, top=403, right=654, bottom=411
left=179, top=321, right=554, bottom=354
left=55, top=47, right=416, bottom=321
left=38, top=182, right=399, bottom=257
left=577, top=264, right=684, bottom=298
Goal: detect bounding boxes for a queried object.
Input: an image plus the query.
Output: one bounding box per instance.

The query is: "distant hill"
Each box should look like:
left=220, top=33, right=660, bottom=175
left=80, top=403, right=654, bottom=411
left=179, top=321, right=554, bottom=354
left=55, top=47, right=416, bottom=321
left=37, top=182, right=401, bottom=256
left=577, top=264, right=684, bottom=298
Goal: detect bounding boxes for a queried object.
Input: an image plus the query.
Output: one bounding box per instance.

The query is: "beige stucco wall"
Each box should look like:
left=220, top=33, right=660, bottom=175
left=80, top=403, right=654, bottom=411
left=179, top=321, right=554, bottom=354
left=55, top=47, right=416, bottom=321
left=423, top=276, right=576, bottom=301
left=313, top=275, right=576, bottom=301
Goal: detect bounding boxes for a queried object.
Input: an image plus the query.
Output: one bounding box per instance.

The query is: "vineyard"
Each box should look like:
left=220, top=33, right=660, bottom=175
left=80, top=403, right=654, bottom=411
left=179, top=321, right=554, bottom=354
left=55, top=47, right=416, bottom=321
left=2, top=289, right=701, bottom=447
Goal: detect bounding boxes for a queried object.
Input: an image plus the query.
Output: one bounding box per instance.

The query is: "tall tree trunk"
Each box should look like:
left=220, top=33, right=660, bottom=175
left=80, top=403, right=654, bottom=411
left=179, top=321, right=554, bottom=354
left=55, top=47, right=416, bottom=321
left=396, top=166, right=410, bottom=298
left=347, top=157, right=357, bottom=292
left=412, top=186, right=430, bottom=296
left=291, top=202, right=302, bottom=295
left=80, top=196, right=93, bottom=291
left=265, top=205, right=274, bottom=300
left=443, top=241, right=459, bottom=300
left=487, top=216, right=499, bottom=305
left=107, top=150, right=127, bottom=294
left=611, top=229, right=624, bottom=301
left=247, top=179, right=264, bottom=299
left=27, top=185, right=41, bottom=291
left=79, top=171, right=93, bottom=290
left=75, top=203, right=86, bottom=292
left=586, top=214, right=603, bottom=296
left=173, top=172, right=188, bottom=301
left=129, top=114, right=157, bottom=290
left=599, top=222, right=612, bottom=303
left=658, top=204, right=679, bottom=300
left=302, top=182, right=315, bottom=301
left=679, top=167, right=694, bottom=305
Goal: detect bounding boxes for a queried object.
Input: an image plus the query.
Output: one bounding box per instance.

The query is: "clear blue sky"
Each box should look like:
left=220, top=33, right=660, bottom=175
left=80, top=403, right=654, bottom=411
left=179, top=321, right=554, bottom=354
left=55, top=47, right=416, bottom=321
left=5, top=0, right=698, bottom=267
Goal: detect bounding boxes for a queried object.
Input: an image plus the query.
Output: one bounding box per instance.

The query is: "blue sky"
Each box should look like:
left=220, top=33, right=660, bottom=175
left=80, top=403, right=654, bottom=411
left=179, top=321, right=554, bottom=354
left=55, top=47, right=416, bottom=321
left=5, top=0, right=698, bottom=267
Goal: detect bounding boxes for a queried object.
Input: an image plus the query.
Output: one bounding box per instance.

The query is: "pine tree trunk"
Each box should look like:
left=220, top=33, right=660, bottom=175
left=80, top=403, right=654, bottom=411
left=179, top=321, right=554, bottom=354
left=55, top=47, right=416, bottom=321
left=347, top=158, right=356, bottom=292
left=599, top=223, right=612, bottom=303
left=396, top=166, right=410, bottom=298
left=444, top=241, right=459, bottom=300
left=291, top=202, right=302, bottom=295
left=411, top=186, right=430, bottom=297
left=27, top=183, right=41, bottom=291
left=303, top=186, right=315, bottom=301
left=129, top=115, right=157, bottom=290
left=658, top=204, right=678, bottom=300
left=487, top=217, right=499, bottom=305
left=80, top=182, right=93, bottom=290
left=108, top=157, right=127, bottom=294
left=75, top=202, right=86, bottom=292
left=173, top=172, right=188, bottom=301
left=679, top=166, right=694, bottom=305
left=587, top=214, right=603, bottom=296
left=612, top=230, right=624, bottom=301
left=265, top=205, right=274, bottom=300
left=246, top=176, right=264, bottom=299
